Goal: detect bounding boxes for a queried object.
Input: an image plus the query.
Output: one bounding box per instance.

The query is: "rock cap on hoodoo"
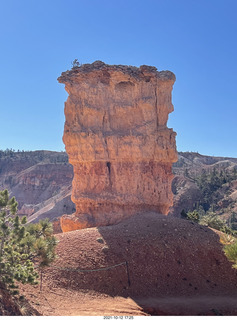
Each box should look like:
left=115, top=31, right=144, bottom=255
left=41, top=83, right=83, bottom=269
left=58, top=60, right=176, bottom=83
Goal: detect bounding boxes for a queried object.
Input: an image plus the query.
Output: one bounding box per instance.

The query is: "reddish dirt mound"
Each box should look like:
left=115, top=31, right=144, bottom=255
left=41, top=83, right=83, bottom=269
left=21, top=212, right=237, bottom=315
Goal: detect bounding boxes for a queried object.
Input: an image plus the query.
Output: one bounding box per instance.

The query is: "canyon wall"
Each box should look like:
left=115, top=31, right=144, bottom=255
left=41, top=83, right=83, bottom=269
left=58, top=61, right=177, bottom=232
left=0, top=151, right=75, bottom=225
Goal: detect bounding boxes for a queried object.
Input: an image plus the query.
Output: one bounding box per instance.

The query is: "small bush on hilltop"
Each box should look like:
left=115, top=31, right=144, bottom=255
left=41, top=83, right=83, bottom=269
left=0, top=189, right=57, bottom=296
left=199, top=212, right=226, bottom=231
left=224, top=241, right=237, bottom=269
left=186, top=209, right=200, bottom=223
left=71, top=59, right=80, bottom=68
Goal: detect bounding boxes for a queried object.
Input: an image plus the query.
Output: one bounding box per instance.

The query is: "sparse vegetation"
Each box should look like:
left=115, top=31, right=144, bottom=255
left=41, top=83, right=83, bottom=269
left=224, top=241, right=237, bottom=268
left=0, top=149, right=68, bottom=163
left=195, top=167, right=237, bottom=212
left=183, top=208, right=237, bottom=236
left=180, top=166, right=237, bottom=235
left=71, top=59, right=80, bottom=68
left=199, top=212, right=226, bottom=230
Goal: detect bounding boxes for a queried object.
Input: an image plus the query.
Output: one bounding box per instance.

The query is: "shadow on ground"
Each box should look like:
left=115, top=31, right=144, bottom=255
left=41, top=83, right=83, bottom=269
left=39, top=212, right=237, bottom=315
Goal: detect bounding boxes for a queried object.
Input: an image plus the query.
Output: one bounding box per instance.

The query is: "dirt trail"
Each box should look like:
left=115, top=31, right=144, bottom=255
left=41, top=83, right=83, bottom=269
left=20, top=283, right=237, bottom=316
left=20, top=285, right=147, bottom=316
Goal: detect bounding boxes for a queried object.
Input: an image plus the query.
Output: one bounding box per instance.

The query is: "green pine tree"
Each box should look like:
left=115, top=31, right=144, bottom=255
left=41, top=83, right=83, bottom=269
left=0, top=189, right=57, bottom=295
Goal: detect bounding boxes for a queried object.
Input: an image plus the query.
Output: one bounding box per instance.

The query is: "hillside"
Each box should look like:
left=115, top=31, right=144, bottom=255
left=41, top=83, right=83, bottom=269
left=171, top=152, right=237, bottom=229
left=1, top=150, right=237, bottom=227
left=0, top=150, right=75, bottom=224
left=20, top=213, right=237, bottom=315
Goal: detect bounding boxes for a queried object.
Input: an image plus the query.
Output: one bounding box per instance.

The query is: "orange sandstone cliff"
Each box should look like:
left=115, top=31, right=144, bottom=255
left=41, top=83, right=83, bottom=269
left=58, top=61, right=177, bottom=232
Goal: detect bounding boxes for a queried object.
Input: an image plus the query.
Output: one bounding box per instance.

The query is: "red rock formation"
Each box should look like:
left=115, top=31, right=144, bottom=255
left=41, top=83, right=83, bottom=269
left=58, top=61, right=177, bottom=231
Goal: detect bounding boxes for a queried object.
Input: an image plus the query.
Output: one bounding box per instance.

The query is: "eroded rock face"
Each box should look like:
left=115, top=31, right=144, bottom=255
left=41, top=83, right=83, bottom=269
left=0, top=151, right=75, bottom=225
left=58, top=61, right=177, bottom=232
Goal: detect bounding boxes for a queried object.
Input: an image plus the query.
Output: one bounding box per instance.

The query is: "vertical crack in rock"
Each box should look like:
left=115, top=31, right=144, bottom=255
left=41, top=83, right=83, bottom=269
left=154, top=83, right=159, bottom=130
left=58, top=61, right=178, bottom=232
left=104, top=136, right=109, bottom=159
left=102, top=111, right=110, bottom=159
left=106, top=161, right=112, bottom=188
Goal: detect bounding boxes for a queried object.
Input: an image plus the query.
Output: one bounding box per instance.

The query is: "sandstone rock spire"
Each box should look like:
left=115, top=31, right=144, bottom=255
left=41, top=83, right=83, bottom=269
left=58, top=61, right=177, bottom=232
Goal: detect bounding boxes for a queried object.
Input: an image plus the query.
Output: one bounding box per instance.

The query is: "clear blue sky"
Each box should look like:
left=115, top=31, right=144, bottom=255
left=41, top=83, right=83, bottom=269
left=0, top=0, right=236, bottom=157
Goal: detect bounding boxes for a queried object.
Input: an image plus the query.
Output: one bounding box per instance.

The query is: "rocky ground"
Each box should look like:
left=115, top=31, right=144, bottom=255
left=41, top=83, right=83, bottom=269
left=19, top=212, right=237, bottom=316
left=0, top=286, right=40, bottom=316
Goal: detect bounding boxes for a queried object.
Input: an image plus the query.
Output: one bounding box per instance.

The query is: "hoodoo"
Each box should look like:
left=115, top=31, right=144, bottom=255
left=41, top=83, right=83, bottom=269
left=58, top=61, right=177, bottom=232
